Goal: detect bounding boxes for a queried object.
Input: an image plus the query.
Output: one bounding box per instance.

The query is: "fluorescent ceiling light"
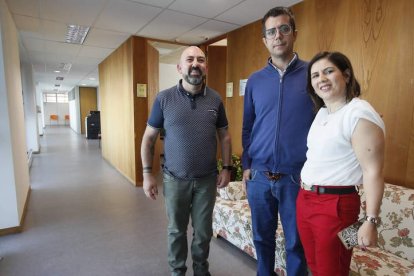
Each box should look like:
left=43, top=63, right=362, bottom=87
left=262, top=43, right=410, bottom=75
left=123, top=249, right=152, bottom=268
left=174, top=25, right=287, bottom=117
left=54, top=70, right=61, bottom=73
left=65, top=24, right=90, bottom=45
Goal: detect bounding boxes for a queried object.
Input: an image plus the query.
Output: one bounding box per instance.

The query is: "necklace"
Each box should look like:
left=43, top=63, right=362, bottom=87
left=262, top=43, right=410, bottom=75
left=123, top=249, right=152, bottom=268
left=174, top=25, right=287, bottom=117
left=319, top=103, right=348, bottom=126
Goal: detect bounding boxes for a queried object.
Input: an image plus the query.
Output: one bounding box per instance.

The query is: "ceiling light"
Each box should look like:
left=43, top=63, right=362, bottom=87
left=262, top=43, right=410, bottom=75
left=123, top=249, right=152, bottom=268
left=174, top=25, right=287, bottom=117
left=65, top=24, right=90, bottom=45
left=89, top=77, right=96, bottom=81
left=54, top=70, right=61, bottom=73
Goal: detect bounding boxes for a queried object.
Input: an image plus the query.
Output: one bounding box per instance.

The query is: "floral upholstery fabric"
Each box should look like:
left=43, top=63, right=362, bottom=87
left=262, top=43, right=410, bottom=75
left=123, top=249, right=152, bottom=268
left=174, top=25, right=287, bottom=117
left=352, top=183, right=414, bottom=275
left=217, top=181, right=246, bottom=201
left=213, top=182, right=414, bottom=276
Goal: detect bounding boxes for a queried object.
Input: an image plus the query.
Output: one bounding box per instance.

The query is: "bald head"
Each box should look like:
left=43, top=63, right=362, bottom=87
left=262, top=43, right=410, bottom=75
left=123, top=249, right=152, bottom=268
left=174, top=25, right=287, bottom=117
left=177, top=46, right=207, bottom=91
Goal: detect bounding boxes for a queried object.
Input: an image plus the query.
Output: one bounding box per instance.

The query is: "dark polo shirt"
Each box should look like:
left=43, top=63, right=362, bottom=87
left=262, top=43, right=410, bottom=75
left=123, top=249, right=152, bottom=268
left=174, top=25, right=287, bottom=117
left=147, top=80, right=228, bottom=179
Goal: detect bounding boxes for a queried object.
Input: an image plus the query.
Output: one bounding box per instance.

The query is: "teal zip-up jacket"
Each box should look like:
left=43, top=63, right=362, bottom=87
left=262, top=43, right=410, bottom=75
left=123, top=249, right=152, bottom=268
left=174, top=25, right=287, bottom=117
left=242, top=57, right=314, bottom=175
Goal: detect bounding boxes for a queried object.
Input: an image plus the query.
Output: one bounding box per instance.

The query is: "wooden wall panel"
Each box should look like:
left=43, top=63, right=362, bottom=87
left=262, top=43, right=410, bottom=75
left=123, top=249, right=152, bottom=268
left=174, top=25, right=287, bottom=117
left=207, top=45, right=227, bottom=100
left=226, top=0, right=414, bottom=188
left=79, top=87, right=97, bottom=134
left=226, top=22, right=269, bottom=156
left=207, top=45, right=227, bottom=158
left=99, top=37, right=136, bottom=184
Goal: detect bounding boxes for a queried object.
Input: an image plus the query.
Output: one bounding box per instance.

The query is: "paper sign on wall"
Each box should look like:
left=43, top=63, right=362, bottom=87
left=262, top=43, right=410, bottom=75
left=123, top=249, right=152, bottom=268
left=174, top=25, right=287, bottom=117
left=137, top=83, right=147, bottom=97
left=226, top=82, right=233, bottom=97
left=239, top=79, right=247, bottom=96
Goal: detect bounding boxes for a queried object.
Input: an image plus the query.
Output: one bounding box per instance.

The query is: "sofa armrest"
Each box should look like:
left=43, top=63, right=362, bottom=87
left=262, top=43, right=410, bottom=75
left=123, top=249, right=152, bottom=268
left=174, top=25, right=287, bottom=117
left=217, top=181, right=246, bottom=200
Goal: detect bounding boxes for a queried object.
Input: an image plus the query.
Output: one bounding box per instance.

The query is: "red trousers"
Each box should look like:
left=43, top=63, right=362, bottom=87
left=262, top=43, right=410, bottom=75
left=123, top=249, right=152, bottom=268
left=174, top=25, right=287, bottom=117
left=296, top=189, right=360, bottom=276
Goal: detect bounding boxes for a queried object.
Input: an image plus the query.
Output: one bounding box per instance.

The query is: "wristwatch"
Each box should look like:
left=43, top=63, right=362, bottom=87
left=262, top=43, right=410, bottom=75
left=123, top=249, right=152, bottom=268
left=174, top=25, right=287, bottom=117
left=365, top=216, right=379, bottom=225
left=222, top=165, right=233, bottom=170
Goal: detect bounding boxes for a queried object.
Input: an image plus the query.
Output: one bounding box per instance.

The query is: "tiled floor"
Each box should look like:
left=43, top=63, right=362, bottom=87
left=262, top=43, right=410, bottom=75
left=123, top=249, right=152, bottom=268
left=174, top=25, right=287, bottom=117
left=0, top=126, right=256, bottom=276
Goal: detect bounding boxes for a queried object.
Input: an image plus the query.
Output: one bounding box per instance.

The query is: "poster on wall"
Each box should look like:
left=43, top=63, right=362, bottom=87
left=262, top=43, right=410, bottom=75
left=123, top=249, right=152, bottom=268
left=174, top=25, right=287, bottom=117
left=137, top=83, right=147, bottom=97
left=239, top=79, right=247, bottom=96
left=226, top=82, right=233, bottom=97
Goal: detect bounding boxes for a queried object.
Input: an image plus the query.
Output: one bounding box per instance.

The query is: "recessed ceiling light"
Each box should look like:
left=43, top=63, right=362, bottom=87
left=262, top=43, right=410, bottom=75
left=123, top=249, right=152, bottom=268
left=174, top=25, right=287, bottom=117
left=65, top=24, right=90, bottom=45
left=89, top=77, right=96, bottom=80
left=54, top=70, right=61, bottom=73
left=81, top=83, right=87, bottom=86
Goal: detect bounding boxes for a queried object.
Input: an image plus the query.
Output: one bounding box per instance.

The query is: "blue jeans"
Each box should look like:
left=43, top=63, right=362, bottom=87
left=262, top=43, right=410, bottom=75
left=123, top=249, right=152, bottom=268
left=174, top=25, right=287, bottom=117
left=247, top=170, right=307, bottom=276
left=163, top=173, right=216, bottom=276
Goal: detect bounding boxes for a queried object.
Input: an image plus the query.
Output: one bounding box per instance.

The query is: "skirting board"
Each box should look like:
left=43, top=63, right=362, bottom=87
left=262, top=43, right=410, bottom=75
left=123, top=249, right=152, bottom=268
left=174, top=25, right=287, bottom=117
left=0, top=187, right=31, bottom=236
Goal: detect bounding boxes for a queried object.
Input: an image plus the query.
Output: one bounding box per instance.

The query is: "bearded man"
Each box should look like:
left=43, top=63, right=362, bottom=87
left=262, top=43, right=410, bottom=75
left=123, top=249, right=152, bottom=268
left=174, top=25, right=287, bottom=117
left=141, top=46, right=232, bottom=276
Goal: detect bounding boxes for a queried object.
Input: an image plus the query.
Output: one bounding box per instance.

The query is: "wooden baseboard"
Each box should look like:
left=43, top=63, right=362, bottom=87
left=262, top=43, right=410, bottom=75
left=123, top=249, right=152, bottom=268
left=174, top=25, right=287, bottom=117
left=0, top=187, right=31, bottom=236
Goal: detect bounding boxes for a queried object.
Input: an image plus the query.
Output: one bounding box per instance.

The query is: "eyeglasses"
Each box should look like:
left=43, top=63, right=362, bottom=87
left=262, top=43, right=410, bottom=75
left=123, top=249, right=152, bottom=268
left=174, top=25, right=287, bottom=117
left=264, top=24, right=293, bottom=39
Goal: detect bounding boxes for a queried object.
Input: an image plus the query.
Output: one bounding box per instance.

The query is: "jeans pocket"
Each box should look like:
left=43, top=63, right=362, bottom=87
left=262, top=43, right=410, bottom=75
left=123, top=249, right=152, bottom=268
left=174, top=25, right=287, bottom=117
left=249, top=169, right=258, bottom=181
left=289, top=173, right=301, bottom=186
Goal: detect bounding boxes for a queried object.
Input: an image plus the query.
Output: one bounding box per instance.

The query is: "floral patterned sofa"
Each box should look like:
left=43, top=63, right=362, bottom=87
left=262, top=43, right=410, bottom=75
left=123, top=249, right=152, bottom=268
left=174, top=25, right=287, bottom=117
left=213, top=182, right=414, bottom=275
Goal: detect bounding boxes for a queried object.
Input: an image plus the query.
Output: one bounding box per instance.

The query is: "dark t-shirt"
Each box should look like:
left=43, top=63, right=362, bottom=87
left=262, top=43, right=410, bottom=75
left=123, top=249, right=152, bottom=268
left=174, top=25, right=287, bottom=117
left=148, top=81, right=228, bottom=179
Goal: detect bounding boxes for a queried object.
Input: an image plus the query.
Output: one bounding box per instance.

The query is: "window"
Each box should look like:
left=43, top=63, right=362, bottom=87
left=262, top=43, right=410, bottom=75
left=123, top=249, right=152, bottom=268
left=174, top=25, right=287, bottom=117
left=43, top=93, right=68, bottom=103
left=57, top=94, right=68, bottom=103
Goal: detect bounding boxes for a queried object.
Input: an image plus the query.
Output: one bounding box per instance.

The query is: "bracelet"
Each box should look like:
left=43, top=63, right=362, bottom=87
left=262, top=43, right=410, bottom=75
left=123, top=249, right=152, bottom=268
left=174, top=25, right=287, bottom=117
left=222, top=165, right=233, bottom=170
left=143, top=166, right=152, bottom=173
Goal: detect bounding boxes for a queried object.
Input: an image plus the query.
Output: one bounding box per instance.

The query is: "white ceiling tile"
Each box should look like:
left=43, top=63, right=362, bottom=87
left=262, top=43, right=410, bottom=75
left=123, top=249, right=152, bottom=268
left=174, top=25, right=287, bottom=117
left=129, top=0, right=175, bottom=8
left=44, top=41, right=81, bottom=56
left=78, top=46, right=113, bottom=59
left=216, top=0, right=303, bottom=26
left=178, top=20, right=239, bottom=42
left=138, top=10, right=207, bottom=41
left=95, top=0, right=162, bottom=33
left=84, top=28, right=130, bottom=49
left=22, top=37, right=46, bottom=52
left=8, top=0, right=302, bottom=93
left=32, top=63, right=46, bottom=73
left=13, top=15, right=43, bottom=39
left=41, top=0, right=107, bottom=26
left=5, top=0, right=39, bottom=18
left=168, top=0, right=243, bottom=18
left=40, top=20, right=67, bottom=42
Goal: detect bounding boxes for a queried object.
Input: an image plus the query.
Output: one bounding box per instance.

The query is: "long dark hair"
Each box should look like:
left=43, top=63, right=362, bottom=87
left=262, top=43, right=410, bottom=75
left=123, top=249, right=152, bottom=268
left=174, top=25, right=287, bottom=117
left=307, top=51, right=361, bottom=112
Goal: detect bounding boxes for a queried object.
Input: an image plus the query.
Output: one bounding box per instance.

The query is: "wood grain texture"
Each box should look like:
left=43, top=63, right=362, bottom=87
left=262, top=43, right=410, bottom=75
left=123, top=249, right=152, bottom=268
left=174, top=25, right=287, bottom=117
left=99, top=37, right=136, bottom=184
left=225, top=0, right=414, bottom=188
left=79, top=87, right=97, bottom=134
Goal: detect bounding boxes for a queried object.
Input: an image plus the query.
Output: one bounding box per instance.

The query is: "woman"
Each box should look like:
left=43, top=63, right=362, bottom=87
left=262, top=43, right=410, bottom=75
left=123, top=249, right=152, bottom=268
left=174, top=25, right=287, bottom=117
left=296, top=51, right=385, bottom=276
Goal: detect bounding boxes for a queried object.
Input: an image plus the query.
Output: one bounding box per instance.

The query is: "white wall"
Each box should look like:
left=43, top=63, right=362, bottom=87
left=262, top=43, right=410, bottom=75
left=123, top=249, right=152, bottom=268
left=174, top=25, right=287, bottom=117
left=36, top=84, right=44, bottom=135
left=21, top=62, right=40, bottom=153
left=43, top=102, right=69, bottom=125
left=159, top=63, right=180, bottom=91
left=68, top=86, right=81, bottom=133
left=0, top=0, right=30, bottom=230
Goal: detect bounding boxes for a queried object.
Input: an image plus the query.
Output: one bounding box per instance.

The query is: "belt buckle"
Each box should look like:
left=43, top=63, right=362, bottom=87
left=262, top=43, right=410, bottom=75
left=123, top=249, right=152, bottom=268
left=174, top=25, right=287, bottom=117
left=265, top=172, right=282, bottom=181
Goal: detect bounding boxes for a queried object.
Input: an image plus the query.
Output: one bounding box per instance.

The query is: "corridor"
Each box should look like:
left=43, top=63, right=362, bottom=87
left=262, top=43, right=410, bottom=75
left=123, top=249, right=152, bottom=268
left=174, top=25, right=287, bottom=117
left=0, top=127, right=256, bottom=276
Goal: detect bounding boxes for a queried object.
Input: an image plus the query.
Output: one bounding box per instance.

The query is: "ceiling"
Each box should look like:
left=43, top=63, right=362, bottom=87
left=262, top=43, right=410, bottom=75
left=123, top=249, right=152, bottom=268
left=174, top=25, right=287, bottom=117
left=5, top=0, right=301, bottom=94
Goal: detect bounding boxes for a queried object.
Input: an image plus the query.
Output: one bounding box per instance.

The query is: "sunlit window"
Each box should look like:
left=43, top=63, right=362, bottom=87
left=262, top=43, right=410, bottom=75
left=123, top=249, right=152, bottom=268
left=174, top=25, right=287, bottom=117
left=43, top=93, right=68, bottom=103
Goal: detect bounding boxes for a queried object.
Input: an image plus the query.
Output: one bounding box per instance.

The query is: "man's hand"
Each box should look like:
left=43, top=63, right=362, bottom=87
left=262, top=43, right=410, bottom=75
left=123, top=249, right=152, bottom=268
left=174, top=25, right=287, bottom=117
left=216, top=169, right=231, bottom=188
left=241, top=169, right=251, bottom=193
left=143, top=174, right=158, bottom=200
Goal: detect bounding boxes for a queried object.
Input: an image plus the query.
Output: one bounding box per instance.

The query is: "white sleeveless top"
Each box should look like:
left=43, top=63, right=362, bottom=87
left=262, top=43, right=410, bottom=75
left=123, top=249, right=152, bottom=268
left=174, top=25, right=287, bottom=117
left=301, top=98, right=385, bottom=186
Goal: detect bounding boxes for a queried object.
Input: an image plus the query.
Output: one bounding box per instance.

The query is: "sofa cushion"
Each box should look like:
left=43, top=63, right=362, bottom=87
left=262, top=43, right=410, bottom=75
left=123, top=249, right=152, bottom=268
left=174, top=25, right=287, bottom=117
left=213, top=197, right=255, bottom=257
left=360, top=183, right=414, bottom=262
left=350, top=247, right=414, bottom=275
left=217, top=181, right=246, bottom=201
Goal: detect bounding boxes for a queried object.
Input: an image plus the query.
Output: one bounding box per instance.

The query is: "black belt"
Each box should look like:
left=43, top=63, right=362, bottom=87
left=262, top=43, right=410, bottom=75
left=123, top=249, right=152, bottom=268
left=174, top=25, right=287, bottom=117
left=301, top=183, right=357, bottom=195
left=264, top=172, right=284, bottom=181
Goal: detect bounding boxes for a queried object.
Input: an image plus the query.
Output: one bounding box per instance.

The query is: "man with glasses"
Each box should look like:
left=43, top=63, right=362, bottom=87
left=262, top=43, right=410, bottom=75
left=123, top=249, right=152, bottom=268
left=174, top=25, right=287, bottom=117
left=242, top=6, right=314, bottom=276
